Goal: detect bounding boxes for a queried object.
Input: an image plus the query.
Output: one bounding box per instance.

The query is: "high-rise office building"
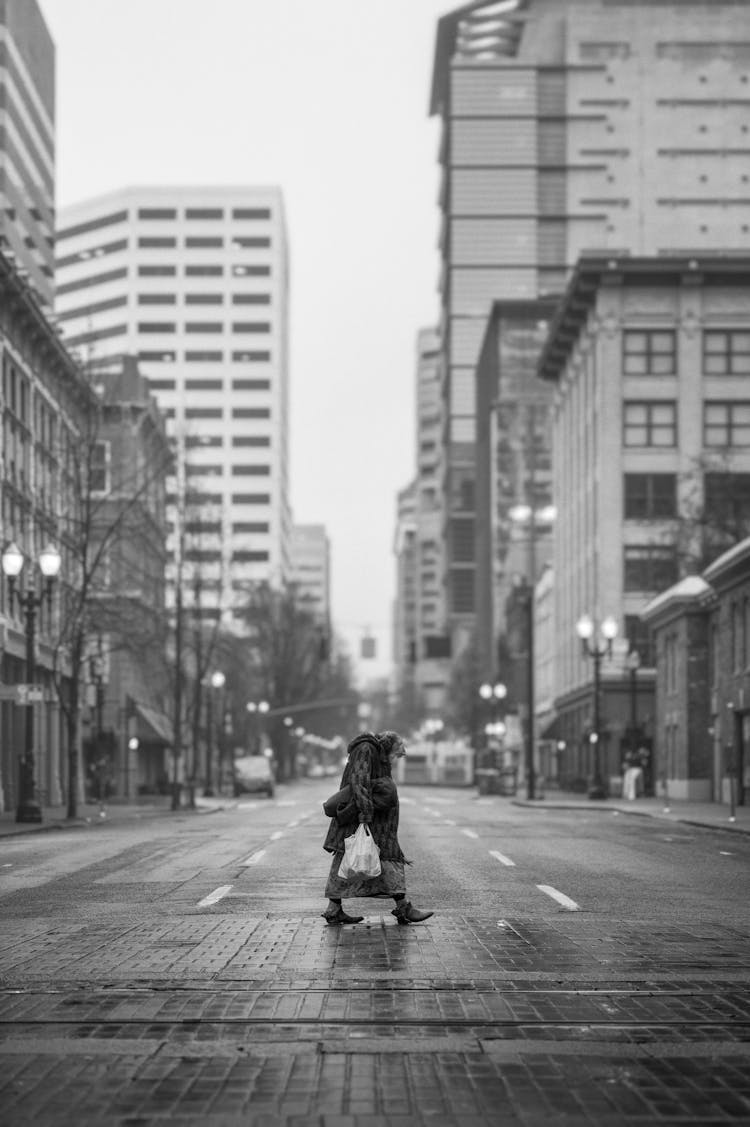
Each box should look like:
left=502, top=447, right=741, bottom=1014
left=289, top=523, right=331, bottom=630
left=54, top=187, right=291, bottom=623
left=0, top=0, right=55, bottom=308
left=412, top=328, right=451, bottom=715
left=430, top=0, right=750, bottom=628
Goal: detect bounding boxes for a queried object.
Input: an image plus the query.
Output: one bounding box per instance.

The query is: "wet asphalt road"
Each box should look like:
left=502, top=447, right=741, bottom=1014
left=1, top=779, right=749, bottom=1125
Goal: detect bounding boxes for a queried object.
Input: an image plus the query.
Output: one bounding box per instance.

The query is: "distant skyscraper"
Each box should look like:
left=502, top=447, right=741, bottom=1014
left=393, top=480, right=418, bottom=705
left=430, top=0, right=750, bottom=627
left=289, top=523, right=331, bottom=629
left=0, top=0, right=55, bottom=307
left=412, top=328, right=451, bottom=714
left=54, top=186, right=291, bottom=623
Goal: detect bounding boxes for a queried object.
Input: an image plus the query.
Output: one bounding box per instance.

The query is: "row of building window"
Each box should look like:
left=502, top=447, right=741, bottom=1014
left=138, top=321, right=271, bottom=334
left=148, top=379, right=271, bottom=392
left=623, top=329, right=750, bottom=376
left=139, top=350, right=271, bottom=363
left=178, top=521, right=270, bottom=534
left=140, top=293, right=270, bottom=305
left=60, top=292, right=271, bottom=320
left=182, top=435, right=269, bottom=448
left=165, top=492, right=270, bottom=506
left=56, top=207, right=273, bottom=242
left=181, top=549, right=270, bottom=563
left=57, top=264, right=273, bottom=296
left=183, top=465, right=271, bottom=476
left=623, top=472, right=750, bottom=521
left=56, top=238, right=272, bottom=271
left=624, top=400, right=750, bottom=447
left=448, top=543, right=682, bottom=616
left=179, top=407, right=270, bottom=419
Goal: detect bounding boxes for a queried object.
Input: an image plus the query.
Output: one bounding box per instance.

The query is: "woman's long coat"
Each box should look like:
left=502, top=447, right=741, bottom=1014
left=323, top=734, right=406, bottom=863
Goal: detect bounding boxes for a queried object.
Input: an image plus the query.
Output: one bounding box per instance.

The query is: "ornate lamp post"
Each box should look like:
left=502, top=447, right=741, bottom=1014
left=626, top=648, right=641, bottom=747
left=576, top=613, right=618, bottom=800
left=204, top=670, right=225, bottom=797
left=2, top=542, right=61, bottom=823
left=246, top=699, right=269, bottom=755
left=479, top=681, right=507, bottom=715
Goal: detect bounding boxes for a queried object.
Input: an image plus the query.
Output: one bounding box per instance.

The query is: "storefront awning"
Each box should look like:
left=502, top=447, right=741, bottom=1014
left=135, top=703, right=172, bottom=746
left=538, top=713, right=560, bottom=741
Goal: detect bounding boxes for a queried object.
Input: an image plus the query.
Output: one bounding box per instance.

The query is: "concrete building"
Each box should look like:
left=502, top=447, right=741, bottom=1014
left=392, top=481, right=418, bottom=722
left=703, top=541, right=750, bottom=808
left=0, top=0, right=55, bottom=308
left=0, top=247, right=95, bottom=812
left=80, top=356, right=172, bottom=800
left=288, top=523, right=331, bottom=630
left=474, top=299, right=556, bottom=684
left=538, top=254, right=750, bottom=792
left=412, top=328, right=451, bottom=717
left=643, top=536, right=750, bottom=809
left=640, top=576, right=714, bottom=802
left=429, top=0, right=750, bottom=637
left=54, top=186, right=291, bottom=625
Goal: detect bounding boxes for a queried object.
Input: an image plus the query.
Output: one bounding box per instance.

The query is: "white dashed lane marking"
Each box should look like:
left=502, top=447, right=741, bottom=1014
left=270, top=831, right=284, bottom=841
left=461, top=828, right=479, bottom=840
left=489, top=849, right=515, bottom=867
left=241, top=850, right=267, bottom=867
left=537, top=884, right=580, bottom=911
left=198, top=884, right=232, bottom=907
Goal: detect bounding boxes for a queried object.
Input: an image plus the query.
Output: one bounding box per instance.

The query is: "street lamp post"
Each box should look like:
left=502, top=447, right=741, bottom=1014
left=479, top=681, right=507, bottom=728
left=1, top=542, right=61, bottom=823
left=246, top=699, right=269, bottom=755
left=626, top=648, right=641, bottom=748
left=576, top=613, right=618, bottom=800
left=205, top=670, right=225, bottom=797
left=507, top=505, right=556, bottom=803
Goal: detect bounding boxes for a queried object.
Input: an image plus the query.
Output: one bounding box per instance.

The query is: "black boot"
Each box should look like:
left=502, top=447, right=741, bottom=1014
left=322, top=906, right=363, bottom=925
left=392, top=900, right=433, bottom=925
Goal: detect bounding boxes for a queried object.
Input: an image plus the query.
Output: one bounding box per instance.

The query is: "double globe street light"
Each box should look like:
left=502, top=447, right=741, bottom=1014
left=479, top=681, right=507, bottom=741
left=204, top=670, right=225, bottom=797
left=1, top=542, right=62, bottom=823
left=246, top=698, right=269, bottom=755
left=576, top=613, right=618, bottom=800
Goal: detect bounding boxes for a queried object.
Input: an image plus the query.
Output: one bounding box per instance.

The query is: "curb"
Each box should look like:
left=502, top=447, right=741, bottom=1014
left=0, top=803, right=219, bottom=840
left=511, top=799, right=750, bottom=836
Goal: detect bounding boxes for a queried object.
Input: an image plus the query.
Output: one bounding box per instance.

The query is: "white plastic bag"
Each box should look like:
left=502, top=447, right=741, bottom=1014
left=338, top=823, right=381, bottom=879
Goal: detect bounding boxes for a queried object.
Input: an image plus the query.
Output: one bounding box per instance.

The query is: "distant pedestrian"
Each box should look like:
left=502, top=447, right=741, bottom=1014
left=322, top=730, right=433, bottom=926
left=622, top=748, right=644, bottom=800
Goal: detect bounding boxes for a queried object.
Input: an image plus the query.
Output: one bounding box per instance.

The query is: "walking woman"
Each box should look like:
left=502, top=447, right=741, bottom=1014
left=322, top=730, right=433, bottom=926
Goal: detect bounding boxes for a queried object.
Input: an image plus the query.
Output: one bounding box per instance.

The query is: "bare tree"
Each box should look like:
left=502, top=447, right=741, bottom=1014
left=232, top=583, right=355, bottom=781
left=53, top=363, right=171, bottom=819
left=673, top=453, right=750, bottom=574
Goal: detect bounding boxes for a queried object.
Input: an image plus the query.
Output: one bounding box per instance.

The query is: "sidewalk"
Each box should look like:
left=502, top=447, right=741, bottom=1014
left=0, top=793, right=228, bottom=838
left=511, top=787, right=750, bottom=835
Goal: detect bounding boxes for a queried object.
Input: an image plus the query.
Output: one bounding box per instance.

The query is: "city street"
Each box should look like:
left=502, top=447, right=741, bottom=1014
left=1, top=778, right=749, bottom=1126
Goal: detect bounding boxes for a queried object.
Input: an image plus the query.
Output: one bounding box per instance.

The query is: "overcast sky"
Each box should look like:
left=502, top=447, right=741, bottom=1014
left=39, top=0, right=452, bottom=682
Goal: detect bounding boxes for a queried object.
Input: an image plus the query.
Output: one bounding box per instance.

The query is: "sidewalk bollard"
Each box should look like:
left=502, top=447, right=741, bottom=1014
left=661, top=773, right=670, bottom=814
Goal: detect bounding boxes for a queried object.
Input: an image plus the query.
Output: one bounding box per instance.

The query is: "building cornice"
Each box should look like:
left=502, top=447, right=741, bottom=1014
left=703, top=535, right=750, bottom=590
left=537, top=255, right=750, bottom=384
